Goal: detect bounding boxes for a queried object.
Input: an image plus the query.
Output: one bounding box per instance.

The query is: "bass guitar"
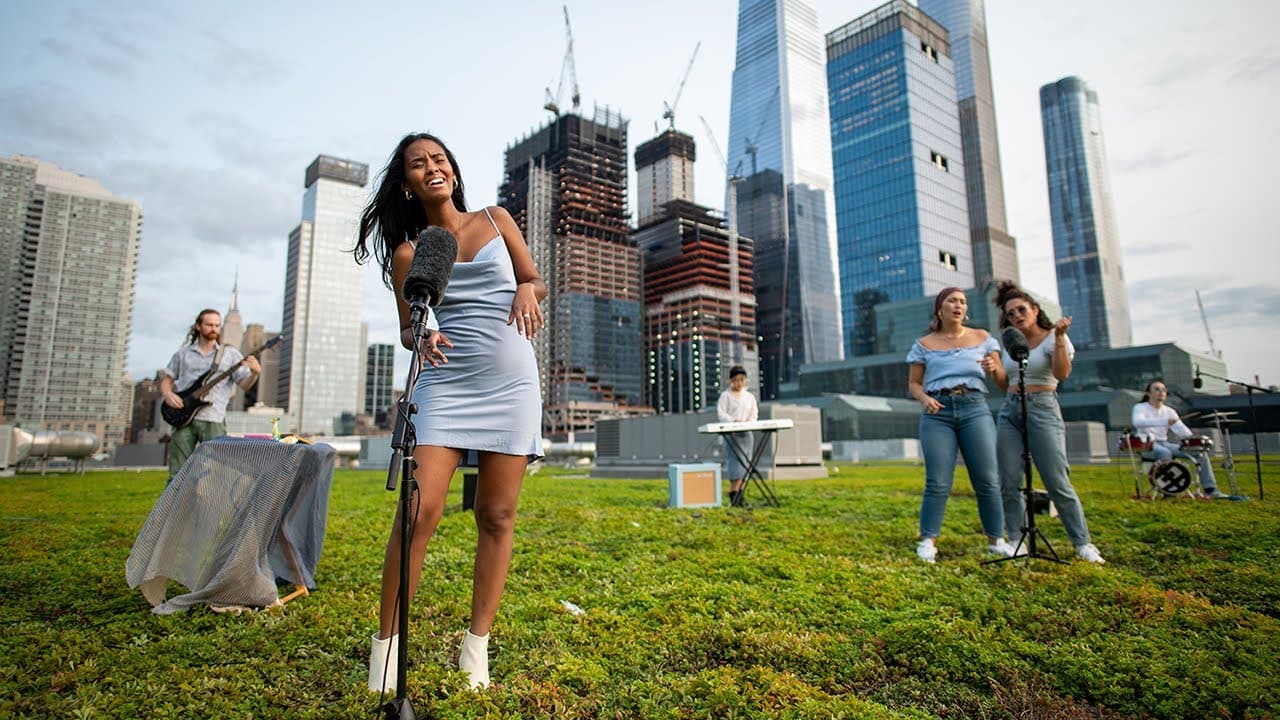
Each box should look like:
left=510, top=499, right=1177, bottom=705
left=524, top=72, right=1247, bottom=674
left=162, top=335, right=283, bottom=430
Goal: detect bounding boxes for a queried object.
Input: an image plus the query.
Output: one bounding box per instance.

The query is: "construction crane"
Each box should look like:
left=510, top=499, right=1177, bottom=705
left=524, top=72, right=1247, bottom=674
left=661, top=42, right=701, bottom=130
left=742, top=85, right=780, bottom=176
left=544, top=4, right=580, bottom=117
left=700, top=114, right=746, bottom=366
left=1195, top=289, right=1221, bottom=358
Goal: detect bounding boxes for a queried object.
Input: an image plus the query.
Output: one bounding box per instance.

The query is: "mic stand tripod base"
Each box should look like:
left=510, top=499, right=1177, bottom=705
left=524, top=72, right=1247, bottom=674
left=382, top=698, right=417, bottom=720
left=983, top=359, right=1067, bottom=567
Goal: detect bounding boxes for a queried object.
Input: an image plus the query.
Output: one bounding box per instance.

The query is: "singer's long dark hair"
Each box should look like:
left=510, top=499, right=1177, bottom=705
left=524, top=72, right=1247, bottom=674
left=353, top=132, right=468, bottom=290
left=994, top=280, right=1053, bottom=331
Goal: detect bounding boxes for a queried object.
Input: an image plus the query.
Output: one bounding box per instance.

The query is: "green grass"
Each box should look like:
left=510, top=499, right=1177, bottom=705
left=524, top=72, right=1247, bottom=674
left=1, top=459, right=1278, bottom=719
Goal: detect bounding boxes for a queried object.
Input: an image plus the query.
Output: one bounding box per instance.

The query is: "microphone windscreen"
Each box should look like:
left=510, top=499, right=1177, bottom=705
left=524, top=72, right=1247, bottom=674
left=1001, top=326, right=1031, bottom=362
left=402, top=227, right=458, bottom=307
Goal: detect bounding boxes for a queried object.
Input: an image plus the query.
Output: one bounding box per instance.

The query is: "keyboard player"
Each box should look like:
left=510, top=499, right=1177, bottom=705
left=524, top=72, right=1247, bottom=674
left=717, top=366, right=759, bottom=506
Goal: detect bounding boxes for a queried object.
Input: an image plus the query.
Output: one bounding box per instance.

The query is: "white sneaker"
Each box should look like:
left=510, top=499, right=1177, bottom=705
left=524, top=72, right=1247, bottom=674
left=1205, top=489, right=1229, bottom=499
left=1005, top=536, right=1029, bottom=557
left=987, top=538, right=1016, bottom=558
left=916, top=538, right=937, bottom=563
left=1075, top=543, right=1106, bottom=564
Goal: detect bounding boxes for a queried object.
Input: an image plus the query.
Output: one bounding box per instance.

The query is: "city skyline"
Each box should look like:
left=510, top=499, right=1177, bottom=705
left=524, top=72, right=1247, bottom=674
left=1, top=0, right=1276, bottom=391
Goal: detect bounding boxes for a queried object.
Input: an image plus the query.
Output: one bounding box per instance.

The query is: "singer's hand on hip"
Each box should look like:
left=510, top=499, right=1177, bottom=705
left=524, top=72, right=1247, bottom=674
left=417, top=330, right=453, bottom=367
left=922, top=398, right=942, bottom=414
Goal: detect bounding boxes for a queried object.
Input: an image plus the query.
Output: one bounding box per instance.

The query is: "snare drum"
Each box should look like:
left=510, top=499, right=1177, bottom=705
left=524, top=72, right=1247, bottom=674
left=1180, top=436, right=1213, bottom=453
left=1149, top=460, right=1192, bottom=496
left=1119, top=433, right=1153, bottom=452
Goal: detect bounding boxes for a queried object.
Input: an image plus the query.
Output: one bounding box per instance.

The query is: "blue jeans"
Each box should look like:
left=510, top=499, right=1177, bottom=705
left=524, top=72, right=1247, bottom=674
left=918, top=393, right=1005, bottom=539
left=1152, top=440, right=1217, bottom=492
left=997, top=392, right=1091, bottom=546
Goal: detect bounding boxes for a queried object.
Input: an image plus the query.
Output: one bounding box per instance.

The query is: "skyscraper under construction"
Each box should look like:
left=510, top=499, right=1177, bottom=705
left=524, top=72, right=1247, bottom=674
left=633, top=129, right=758, bottom=415
left=500, top=108, right=644, bottom=440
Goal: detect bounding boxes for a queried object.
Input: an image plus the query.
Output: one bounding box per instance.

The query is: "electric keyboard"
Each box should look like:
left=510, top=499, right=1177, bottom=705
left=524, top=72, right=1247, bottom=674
left=697, top=418, right=795, bottom=434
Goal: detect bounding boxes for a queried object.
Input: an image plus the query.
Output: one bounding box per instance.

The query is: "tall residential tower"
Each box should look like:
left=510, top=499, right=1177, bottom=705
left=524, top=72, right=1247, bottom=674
left=278, top=155, right=368, bottom=434
left=727, top=0, right=843, bottom=400
left=0, top=156, right=140, bottom=448
left=826, top=0, right=973, bottom=356
left=918, top=0, right=1018, bottom=286
left=1040, top=76, right=1131, bottom=350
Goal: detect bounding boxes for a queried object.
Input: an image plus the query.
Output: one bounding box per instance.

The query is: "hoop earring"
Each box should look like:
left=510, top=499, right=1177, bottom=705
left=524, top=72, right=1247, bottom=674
left=453, top=178, right=459, bottom=190
left=404, top=188, right=412, bottom=201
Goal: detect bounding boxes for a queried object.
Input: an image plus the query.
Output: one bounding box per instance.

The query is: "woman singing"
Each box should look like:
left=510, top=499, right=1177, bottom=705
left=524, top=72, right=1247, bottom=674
left=992, top=281, right=1104, bottom=563
left=907, top=287, right=1014, bottom=563
left=353, top=133, right=546, bottom=691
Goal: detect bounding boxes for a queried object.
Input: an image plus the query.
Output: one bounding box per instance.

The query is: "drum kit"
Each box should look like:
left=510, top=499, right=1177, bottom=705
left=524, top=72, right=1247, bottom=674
left=1187, top=409, right=1246, bottom=498
left=1118, top=408, right=1245, bottom=499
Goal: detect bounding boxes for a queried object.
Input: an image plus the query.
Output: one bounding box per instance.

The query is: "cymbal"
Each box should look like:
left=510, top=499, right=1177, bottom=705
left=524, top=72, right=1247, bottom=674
left=1196, top=417, right=1245, bottom=425
left=1197, top=410, right=1240, bottom=419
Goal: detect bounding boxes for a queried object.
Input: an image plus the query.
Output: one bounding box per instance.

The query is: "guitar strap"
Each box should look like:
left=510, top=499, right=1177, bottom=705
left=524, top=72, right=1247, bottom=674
left=212, top=344, right=226, bottom=375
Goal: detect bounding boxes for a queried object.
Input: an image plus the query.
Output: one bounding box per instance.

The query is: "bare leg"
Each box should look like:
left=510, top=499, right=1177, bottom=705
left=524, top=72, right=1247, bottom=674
left=377, top=445, right=462, bottom=638
left=467, top=452, right=527, bottom=636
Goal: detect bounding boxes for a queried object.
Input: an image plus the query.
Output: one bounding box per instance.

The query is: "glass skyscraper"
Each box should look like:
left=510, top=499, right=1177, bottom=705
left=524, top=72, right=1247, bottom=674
left=727, top=0, right=843, bottom=400
left=917, top=0, right=1018, bottom=286
left=1040, top=76, right=1131, bottom=350
left=0, top=156, right=140, bottom=449
left=278, top=155, right=368, bottom=434
left=826, top=0, right=973, bottom=357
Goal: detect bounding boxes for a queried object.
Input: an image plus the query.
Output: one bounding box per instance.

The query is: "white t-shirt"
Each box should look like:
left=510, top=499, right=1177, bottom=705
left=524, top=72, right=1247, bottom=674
left=1001, top=333, right=1074, bottom=388
left=1132, top=401, right=1192, bottom=442
left=717, top=389, right=758, bottom=423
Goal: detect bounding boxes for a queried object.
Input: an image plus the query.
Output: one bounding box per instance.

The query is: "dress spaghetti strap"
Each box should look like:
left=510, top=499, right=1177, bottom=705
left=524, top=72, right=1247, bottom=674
left=482, top=207, right=500, bottom=235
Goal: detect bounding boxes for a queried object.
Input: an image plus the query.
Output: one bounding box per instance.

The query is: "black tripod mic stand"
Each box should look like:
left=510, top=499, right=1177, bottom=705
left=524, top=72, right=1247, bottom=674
left=1195, top=366, right=1269, bottom=501
left=985, top=355, right=1066, bottom=567
left=378, top=301, right=433, bottom=720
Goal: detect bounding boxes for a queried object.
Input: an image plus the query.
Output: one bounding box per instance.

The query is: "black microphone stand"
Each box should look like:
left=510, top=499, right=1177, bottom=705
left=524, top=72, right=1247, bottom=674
left=380, top=302, right=431, bottom=720
left=985, top=355, right=1066, bottom=566
left=1196, top=367, right=1271, bottom=501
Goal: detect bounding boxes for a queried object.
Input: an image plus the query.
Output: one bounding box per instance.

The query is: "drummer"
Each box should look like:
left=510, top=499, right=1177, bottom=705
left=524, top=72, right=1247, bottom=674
left=1131, top=379, right=1227, bottom=499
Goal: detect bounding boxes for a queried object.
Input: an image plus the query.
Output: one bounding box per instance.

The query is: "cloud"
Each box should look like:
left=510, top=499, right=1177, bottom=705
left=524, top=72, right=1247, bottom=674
left=1124, top=240, right=1193, bottom=257
left=1127, top=277, right=1280, bottom=332
left=107, top=158, right=297, bottom=262
left=1120, top=147, right=1194, bottom=174
left=188, top=112, right=299, bottom=181
left=0, top=84, right=160, bottom=162
left=1228, top=53, right=1280, bottom=83
left=1144, top=54, right=1219, bottom=88
left=197, top=29, right=285, bottom=86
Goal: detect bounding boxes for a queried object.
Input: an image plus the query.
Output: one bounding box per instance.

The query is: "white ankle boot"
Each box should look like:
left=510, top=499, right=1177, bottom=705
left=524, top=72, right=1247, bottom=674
left=458, top=629, right=490, bottom=689
left=367, top=632, right=399, bottom=693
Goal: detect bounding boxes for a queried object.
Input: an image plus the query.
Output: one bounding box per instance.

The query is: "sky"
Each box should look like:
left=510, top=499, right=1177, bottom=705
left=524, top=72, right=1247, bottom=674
left=2, top=0, right=1277, bottom=392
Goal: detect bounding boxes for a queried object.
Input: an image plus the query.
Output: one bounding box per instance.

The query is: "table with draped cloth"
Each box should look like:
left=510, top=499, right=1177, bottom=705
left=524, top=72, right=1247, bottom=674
left=126, top=437, right=335, bottom=614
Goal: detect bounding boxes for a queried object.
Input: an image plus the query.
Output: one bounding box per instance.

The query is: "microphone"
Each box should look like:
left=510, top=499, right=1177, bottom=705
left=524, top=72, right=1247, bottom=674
left=1001, top=326, right=1030, bottom=362
left=1194, top=365, right=1203, bottom=389
left=402, top=227, right=458, bottom=309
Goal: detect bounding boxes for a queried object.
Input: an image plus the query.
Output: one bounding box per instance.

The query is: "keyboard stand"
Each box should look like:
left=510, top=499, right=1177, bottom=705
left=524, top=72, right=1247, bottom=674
left=723, top=428, right=781, bottom=507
